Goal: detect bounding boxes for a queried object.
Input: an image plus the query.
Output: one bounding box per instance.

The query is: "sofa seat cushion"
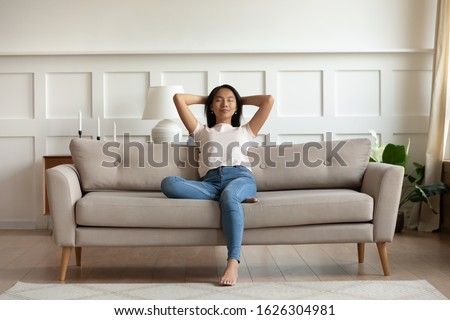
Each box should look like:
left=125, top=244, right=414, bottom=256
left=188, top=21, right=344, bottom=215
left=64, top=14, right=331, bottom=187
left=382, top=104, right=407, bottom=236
left=76, top=191, right=221, bottom=229
left=75, top=190, right=373, bottom=229
left=246, top=189, right=373, bottom=228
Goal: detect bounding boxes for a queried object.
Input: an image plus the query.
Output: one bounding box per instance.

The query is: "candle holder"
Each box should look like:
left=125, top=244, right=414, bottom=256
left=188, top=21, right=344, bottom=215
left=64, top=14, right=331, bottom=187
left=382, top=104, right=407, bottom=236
left=78, top=130, right=82, bottom=138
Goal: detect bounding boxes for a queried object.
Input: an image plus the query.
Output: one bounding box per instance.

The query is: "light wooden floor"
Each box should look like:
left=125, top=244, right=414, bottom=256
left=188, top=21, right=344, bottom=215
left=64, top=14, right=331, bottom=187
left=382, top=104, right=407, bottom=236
left=1, top=229, right=450, bottom=298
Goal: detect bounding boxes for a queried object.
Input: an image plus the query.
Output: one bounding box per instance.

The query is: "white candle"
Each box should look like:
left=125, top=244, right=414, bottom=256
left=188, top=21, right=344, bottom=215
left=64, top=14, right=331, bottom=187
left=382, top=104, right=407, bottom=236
left=78, top=110, right=82, bottom=131
left=97, top=117, right=100, bottom=138
left=113, top=122, right=117, bottom=142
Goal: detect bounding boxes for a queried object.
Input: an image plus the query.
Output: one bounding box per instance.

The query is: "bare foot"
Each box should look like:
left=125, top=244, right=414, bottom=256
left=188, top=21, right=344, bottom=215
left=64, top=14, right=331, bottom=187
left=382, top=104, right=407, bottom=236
left=242, top=197, right=259, bottom=203
left=220, top=259, right=239, bottom=286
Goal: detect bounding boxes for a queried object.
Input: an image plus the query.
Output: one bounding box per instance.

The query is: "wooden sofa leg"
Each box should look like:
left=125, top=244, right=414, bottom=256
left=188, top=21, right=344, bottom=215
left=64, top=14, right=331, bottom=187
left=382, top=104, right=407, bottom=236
left=60, top=247, right=72, bottom=281
left=357, top=243, right=365, bottom=263
left=75, top=247, right=82, bottom=267
left=376, top=242, right=391, bottom=276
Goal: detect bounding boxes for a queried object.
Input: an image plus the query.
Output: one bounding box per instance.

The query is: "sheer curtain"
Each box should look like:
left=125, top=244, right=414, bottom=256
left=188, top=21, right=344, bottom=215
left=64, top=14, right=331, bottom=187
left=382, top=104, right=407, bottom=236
left=418, top=0, right=450, bottom=231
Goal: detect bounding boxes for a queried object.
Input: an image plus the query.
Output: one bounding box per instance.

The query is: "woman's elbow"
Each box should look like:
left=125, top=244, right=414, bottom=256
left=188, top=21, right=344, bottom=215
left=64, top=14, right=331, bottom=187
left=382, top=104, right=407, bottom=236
left=265, top=95, right=275, bottom=107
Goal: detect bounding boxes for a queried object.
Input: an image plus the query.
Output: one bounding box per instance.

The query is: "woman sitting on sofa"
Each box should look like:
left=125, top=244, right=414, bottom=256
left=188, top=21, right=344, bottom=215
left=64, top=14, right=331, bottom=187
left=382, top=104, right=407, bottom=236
left=161, top=84, right=274, bottom=286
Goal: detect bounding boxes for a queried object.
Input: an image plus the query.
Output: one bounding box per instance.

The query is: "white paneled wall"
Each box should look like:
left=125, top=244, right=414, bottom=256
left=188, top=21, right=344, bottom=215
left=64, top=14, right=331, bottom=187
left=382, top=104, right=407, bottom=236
left=0, top=52, right=434, bottom=228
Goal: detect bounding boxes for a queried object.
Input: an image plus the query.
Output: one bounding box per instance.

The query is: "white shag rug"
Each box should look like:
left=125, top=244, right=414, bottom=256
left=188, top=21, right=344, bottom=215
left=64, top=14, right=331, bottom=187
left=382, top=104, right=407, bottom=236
left=0, top=280, right=446, bottom=300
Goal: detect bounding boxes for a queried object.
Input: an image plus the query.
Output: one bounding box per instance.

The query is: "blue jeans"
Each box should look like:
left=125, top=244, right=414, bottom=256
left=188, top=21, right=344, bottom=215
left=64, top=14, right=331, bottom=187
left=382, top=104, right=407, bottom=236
left=160, top=166, right=257, bottom=262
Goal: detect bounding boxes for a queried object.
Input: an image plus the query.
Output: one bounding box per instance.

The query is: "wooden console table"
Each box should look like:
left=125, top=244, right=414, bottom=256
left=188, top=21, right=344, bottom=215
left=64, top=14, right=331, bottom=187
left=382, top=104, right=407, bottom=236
left=42, top=155, right=73, bottom=214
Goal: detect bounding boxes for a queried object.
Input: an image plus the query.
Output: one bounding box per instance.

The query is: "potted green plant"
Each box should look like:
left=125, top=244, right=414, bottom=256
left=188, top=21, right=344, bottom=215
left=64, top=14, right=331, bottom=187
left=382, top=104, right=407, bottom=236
left=369, top=130, right=449, bottom=232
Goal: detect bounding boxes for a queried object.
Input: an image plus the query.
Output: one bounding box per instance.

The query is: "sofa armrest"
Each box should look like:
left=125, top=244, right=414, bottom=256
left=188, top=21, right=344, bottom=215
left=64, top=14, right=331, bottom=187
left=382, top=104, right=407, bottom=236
left=360, top=162, right=404, bottom=242
left=46, top=164, right=82, bottom=247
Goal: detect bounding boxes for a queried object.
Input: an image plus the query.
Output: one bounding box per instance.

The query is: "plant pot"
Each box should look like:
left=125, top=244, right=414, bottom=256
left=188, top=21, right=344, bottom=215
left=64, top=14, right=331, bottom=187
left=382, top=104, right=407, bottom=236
left=395, top=211, right=404, bottom=233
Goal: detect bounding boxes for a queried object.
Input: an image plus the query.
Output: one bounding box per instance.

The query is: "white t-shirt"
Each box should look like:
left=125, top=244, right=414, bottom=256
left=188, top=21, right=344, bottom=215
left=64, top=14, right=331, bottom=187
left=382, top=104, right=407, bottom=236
left=193, top=122, right=256, bottom=177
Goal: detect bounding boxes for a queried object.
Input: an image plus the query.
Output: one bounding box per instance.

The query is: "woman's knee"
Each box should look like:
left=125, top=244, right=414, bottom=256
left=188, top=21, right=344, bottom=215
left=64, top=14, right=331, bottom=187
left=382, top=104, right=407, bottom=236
left=161, top=176, right=180, bottom=197
left=221, top=181, right=256, bottom=203
left=220, top=188, right=239, bottom=203
left=161, top=176, right=175, bottom=189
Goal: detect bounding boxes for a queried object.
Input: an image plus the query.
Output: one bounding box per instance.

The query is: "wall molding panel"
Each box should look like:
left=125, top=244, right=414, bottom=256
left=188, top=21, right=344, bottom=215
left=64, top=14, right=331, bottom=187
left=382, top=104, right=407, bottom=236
left=0, top=73, right=34, bottom=119
left=45, top=72, right=92, bottom=119
left=104, top=72, right=150, bottom=119
left=278, top=71, right=323, bottom=117
left=0, top=52, right=433, bottom=228
left=335, top=70, right=381, bottom=117
left=0, top=136, right=36, bottom=228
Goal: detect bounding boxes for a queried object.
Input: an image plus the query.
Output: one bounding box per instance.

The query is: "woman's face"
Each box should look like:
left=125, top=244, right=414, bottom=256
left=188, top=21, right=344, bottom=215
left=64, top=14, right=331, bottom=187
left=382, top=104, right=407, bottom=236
left=210, top=88, right=237, bottom=123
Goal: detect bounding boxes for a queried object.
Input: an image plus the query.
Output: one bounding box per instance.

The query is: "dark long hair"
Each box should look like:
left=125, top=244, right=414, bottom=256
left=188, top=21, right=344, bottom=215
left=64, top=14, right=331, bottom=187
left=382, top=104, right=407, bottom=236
left=205, top=84, right=243, bottom=128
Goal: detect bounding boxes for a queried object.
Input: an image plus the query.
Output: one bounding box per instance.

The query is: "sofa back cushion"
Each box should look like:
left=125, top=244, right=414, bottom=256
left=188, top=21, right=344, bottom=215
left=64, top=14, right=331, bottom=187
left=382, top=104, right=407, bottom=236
left=70, top=139, right=199, bottom=192
left=250, top=138, right=371, bottom=191
left=70, top=138, right=371, bottom=192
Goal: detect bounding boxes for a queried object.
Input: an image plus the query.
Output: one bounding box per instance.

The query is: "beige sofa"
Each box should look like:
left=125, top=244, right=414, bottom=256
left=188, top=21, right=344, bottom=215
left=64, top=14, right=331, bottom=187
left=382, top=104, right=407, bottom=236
left=46, top=137, right=404, bottom=281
